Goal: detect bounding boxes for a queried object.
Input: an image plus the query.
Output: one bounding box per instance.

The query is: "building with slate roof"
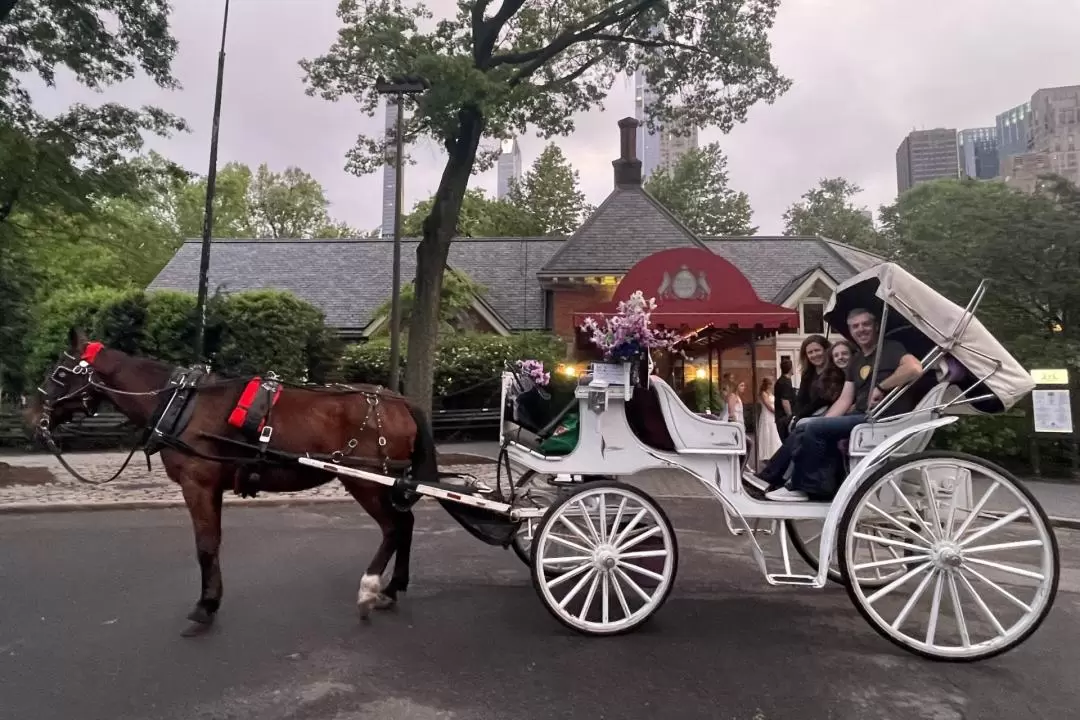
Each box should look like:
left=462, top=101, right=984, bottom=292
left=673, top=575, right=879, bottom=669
left=148, top=117, right=883, bottom=384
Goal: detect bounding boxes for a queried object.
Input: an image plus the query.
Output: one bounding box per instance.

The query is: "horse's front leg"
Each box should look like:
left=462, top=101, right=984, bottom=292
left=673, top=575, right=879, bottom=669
left=179, top=475, right=225, bottom=636
left=342, top=481, right=400, bottom=619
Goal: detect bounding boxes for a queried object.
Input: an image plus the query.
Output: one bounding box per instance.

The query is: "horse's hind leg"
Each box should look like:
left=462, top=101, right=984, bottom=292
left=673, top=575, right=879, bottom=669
left=179, top=477, right=225, bottom=636
left=381, top=504, right=414, bottom=603
left=342, top=480, right=400, bottom=619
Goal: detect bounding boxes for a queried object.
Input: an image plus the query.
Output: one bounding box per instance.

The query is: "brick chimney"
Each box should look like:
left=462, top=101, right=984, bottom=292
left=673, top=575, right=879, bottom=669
left=613, top=117, right=643, bottom=187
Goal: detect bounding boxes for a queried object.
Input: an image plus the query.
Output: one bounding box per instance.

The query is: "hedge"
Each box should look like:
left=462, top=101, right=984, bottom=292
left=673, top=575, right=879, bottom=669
left=341, top=331, right=570, bottom=408
left=23, top=286, right=340, bottom=386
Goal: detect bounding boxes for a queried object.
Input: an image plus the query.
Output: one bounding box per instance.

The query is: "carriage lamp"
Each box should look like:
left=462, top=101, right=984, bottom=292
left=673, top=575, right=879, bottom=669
left=560, top=364, right=579, bottom=378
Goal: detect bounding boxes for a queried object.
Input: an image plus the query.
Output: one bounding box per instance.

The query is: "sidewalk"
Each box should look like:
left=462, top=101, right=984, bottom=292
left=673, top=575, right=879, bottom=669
left=2, top=446, right=1080, bottom=529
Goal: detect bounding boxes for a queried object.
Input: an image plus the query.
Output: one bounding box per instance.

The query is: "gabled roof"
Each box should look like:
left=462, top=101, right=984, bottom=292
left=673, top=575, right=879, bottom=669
left=538, top=186, right=707, bottom=276
left=147, top=237, right=564, bottom=331
left=701, top=236, right=865, bottom=303
left=769, top=264, right=838, bottom=305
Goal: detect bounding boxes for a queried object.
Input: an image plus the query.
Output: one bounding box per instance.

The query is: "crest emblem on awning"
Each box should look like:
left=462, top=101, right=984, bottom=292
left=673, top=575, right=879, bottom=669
left=658, top=265, right=710, bottom=300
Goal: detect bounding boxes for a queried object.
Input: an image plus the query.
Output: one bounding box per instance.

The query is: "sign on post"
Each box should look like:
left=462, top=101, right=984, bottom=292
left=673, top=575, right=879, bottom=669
left=1032, top=389, right=1074, bottom=434
left=1031, top=368, right=1070, bottom=385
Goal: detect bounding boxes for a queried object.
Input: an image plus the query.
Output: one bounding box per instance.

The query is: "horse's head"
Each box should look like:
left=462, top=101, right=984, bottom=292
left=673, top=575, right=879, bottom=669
left=31, top=327, right=108, bottom=437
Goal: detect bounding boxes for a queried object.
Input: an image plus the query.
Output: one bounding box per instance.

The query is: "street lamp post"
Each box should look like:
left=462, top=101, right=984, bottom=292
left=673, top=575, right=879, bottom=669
left=193, top=0, right=232, bottom=365
left=374, top=75, right=429, bottom=393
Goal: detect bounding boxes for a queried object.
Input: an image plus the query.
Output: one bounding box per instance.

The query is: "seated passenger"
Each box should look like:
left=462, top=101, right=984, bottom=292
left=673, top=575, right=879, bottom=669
left=763, top=308, right=923, bottom=502
left=755, top=338, right=846, bottom=489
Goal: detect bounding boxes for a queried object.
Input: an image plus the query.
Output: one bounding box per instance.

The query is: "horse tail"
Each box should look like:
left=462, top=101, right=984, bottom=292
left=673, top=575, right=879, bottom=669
left=406, top=401, right=439, bottom=485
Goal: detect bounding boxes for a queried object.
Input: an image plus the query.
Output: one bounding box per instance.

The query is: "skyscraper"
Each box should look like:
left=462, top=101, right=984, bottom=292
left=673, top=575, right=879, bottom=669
left=496, top=138, right=522, bottom=199
left=657, top=120, right=699, bottom=171
left=995, top=102, right=1032, bottom=167
left=958, top=127, right=1000, bottom=180
left=896, top=128, right=959, bottom=194
left=1003, top=84, right=1080, bottom=192
left=380, top=97, right=398, bottom=238
left=633, top=67, right=662, bottom=178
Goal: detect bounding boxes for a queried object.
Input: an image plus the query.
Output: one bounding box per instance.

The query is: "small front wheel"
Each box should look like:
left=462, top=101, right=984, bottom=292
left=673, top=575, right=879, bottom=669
left=531, top=480, right=678, bottom=636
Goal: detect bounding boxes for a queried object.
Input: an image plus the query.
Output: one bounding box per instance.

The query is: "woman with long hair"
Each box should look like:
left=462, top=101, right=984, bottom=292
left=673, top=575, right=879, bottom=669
left=792, top=334, right=831, bottom=424
left=755, top=377, right=782, bottom=471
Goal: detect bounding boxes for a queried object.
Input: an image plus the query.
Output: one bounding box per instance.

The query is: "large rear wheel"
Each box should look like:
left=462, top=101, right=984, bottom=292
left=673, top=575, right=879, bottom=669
left=838, top=450, right=1059, bottom=662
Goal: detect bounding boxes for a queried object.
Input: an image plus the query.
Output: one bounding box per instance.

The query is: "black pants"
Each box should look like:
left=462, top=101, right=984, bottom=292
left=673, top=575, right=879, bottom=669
left=775, top=417, right=790, bottom=443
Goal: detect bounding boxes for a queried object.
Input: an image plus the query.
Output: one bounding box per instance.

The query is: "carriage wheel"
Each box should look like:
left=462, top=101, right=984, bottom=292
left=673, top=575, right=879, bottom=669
left=787, top=512, right=921, bottom=589
left=510, top=471, right=613, bottom=566
left=531, top=480, right=678, bottom=636
left=838, top=450, right=1059, bottom=662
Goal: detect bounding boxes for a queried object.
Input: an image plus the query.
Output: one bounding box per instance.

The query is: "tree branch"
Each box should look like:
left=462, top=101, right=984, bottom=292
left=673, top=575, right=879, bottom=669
left=537, top=54, right=606, bottom=91
left=592, top=32, right=702, bottom=54
left=489, top=0, right=657, bottom=73
left=475, top=0, right=528, bottom=63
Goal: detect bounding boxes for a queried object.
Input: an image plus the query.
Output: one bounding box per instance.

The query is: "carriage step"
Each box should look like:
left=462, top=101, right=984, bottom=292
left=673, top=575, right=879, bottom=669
left=767, top=574, right=819, bottom=586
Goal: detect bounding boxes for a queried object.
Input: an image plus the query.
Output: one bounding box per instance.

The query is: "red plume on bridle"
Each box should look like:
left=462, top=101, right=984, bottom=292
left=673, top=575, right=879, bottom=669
left=81, top=342, right=104, bottom=364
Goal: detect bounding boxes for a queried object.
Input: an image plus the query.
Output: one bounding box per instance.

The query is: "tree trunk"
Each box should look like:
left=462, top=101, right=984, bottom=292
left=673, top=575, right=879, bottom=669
left=0, top=0, right=18, bottom=24
left=402, top=109, right=486, bottom=416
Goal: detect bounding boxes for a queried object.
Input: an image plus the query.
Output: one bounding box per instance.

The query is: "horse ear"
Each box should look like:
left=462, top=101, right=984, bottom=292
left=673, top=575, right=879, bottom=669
left=68, top=327, right=88, bottom=352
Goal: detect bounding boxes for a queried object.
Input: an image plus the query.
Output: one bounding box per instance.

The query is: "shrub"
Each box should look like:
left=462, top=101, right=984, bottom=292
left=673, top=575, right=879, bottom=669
left=681, top=379, right=723, bottom=413
left=341, top=331, right=568, bottom=407
left=25, top=286, right=336, bottom=384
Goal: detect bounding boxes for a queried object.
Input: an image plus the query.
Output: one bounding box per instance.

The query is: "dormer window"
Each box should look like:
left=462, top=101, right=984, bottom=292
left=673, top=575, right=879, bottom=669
left=801, top=301, right=826, bottom=335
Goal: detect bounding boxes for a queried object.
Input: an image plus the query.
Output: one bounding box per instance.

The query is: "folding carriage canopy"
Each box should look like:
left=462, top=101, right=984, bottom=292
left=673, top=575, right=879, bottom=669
left=823, top=261, right=1035, bottom=414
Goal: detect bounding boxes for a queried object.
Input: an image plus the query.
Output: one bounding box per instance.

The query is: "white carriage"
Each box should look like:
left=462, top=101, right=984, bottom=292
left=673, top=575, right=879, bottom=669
left=495, top=262, right=1059, bottom=662
left=301, top=262, right=1058, bottom=662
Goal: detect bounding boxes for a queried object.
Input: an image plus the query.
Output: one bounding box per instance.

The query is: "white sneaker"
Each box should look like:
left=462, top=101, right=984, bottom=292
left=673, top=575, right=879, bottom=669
left=765, top=487, right=809, bottom=502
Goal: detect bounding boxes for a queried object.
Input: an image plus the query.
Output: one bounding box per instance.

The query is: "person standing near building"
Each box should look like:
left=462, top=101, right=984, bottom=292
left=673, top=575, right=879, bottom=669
left=773, top=358, right=794, bottom=441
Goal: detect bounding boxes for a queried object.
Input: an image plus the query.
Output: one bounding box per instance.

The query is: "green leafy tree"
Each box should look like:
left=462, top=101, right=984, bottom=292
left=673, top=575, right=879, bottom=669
left=174, top=162, right=359, bottom=239
left=782, top=177, right=881, bottom=250
left=506, top=143, right=588, bottom=234
left=371, top=268, right=488, bottom=336
left=301, top=0, right=791, bottom=412
left=1, top=0, right=187, bottom=394
left=644, top=142, right=755, bottom=236
left=877, top=176, right=1080, bottom=367
left=402, top=188, right=542, bottom=237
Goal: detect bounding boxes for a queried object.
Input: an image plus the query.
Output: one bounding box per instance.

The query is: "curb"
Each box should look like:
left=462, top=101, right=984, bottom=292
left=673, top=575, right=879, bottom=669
left=4, top=493, right=1080, bottom=530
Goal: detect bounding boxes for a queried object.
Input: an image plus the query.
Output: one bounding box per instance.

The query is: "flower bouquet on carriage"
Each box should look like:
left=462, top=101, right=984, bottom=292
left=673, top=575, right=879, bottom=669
left=504, top=358, right=556, bottom=435
left=579, top=290, right=682, bottom=387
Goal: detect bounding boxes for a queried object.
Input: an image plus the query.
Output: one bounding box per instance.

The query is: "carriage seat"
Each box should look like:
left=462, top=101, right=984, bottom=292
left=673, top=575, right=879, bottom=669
left=644, top=376, right=745, bottom=455
left=844, top=355, right=967, bottom=458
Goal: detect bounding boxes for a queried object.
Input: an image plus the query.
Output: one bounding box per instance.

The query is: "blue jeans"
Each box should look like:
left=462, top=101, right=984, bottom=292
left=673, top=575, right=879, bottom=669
left=789, top=413, right=867, bottom=497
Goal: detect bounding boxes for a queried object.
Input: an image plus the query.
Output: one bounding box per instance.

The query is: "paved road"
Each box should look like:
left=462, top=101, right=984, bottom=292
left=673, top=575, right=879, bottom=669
left=1, top=502, right=1078, bottom=720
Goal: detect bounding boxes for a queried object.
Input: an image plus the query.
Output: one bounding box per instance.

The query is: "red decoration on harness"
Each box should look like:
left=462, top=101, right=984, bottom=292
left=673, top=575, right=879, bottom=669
left=82, top=342, right=104, bottom=364
left=228, top=377, right=283, bottom=433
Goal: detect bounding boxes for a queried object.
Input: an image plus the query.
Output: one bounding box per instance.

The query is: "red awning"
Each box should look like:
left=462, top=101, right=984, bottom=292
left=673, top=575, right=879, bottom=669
left=572, top=247, right=799, bottom=333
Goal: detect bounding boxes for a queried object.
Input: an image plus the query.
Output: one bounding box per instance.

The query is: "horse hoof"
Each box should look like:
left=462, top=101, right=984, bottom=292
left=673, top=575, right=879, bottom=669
left=180, top=621, right=213, bottom=637
left=374, top=593, right=396, bottom=611
left=186, top=605, right=215, bottom=625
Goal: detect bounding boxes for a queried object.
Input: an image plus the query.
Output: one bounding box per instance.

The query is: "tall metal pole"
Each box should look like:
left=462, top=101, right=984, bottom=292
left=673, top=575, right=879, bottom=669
left=388, top=97, right=405, bottom=392
left=374, top=75, right=429, bottom=393
left=193, top=0, right=231, bottom=364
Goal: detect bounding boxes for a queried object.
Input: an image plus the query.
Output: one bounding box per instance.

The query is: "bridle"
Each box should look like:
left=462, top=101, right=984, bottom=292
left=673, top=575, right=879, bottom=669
left=36, top=346, right=171, bottom=486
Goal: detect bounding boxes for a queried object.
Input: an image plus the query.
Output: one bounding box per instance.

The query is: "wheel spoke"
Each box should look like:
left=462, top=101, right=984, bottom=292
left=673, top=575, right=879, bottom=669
left=956, top=570, right=1007, bottom=636
left=613, top=565, right=652, bottom=603
left=618, top=560, right=665, bottom=583
left=853, top=531, right=928, bottom=555
left=576, top=496, right=602, bottom=545
left=617, top=525, right=662, bottom=553
left=963, top=556, right=1045, bottom=581
left=548, top=561, right=592, bottom=589
left=557, top=514, right=597, bottom=549
left=613, top=509, right=646, bottom=547
left=958, top=507, right=1028, bottom=548
left=541, top=555, right=592, bottom=566
left=609, top=497, right=627, bottom=546
left=577, top=571, right=602, bottom=621
left=963, top=539, right=1044, bottom=555
left=547, top=533, right=592, bottom=555
left=598, top=492, right=608, bottom=543
left=947, top=572, right=971, bottom=648
left=601, top=572, right=611, bottom=624
left=944, top=468, right=968, bottom=539
left=853, top=552, right=929, bottom=573
left=887, top=478, right=938, bottom=539
left=866, top=560, right=934, bottom=605
left=619, top=549, right=670, bottom=559
left=559, top=567, right=597, bottom=609
left=951, top=480, right=999, bottom=541
left=611, top=569, right=631, bottom=617
left=865, top=502, right=933, bottom=546
left=961, top=565, right=1033, bottom=613
left=891, top=564, right=937, bottom=631
left=921, top=467, right=944, bottom=535
left=925, top=570, right=944, bottom=646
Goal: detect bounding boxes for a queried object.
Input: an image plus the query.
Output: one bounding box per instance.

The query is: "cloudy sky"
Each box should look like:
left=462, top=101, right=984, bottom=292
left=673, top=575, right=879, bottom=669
left=28, top=0, right=1080, bottom=236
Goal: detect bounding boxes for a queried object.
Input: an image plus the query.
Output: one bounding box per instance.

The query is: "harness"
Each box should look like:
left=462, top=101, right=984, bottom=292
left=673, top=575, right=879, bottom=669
left=38, top=344, right=409, bottom=495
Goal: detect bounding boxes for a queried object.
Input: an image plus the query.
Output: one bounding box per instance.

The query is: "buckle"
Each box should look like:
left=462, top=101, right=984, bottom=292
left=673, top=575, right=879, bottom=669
left=259, top=426, right=273, bottom=444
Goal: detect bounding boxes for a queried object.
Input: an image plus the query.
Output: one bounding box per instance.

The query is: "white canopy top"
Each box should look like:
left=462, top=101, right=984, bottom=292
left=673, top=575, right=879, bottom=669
left=824, top=262, right=1035, bottom=413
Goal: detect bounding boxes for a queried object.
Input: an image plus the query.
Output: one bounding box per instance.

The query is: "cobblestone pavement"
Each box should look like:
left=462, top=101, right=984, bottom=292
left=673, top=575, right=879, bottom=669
left=0, top=450, right=711, bottom=510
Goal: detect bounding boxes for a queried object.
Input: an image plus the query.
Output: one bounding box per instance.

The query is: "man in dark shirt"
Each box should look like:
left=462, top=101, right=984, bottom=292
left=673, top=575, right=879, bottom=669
left=765, top=307, right=922, bottom=502
left=773, top=358, right=794, bottom=442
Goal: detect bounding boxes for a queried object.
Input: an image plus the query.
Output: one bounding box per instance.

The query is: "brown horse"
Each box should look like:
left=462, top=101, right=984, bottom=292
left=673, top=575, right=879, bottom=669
left=30, top=328, right=439, bottom=636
